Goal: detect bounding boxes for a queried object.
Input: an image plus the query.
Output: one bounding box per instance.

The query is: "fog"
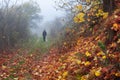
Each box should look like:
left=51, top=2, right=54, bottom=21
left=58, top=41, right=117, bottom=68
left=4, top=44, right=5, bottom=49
left=0, top=0, right=68, bottom=49
left=30, top=0, right=66, bottom=36
left=2, top=0, right=67, bottom=36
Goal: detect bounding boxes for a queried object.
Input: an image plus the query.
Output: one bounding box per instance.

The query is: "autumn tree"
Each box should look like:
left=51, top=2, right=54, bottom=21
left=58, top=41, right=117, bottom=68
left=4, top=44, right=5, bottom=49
left=55, top=0, right=120, bottom=51
left=103, top=0, right=115, bottom=14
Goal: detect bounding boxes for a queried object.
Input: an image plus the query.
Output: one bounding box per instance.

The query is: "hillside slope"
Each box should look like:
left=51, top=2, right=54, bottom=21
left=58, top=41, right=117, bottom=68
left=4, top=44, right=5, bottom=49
left=0, top=10, right=120, bottom=80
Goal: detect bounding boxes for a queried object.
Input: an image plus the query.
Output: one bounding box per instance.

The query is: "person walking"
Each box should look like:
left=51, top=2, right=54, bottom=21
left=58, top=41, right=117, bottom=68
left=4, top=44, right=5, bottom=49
left=42, top=30, right=47, bottom=42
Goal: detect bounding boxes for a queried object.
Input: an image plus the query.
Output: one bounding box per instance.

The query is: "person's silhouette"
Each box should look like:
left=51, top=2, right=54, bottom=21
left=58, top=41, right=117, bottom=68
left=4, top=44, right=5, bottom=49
left=42, top=30, right=47, bottom=42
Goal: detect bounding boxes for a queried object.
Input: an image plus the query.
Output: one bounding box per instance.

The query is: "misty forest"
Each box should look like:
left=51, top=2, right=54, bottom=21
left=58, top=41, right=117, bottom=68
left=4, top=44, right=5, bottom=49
left=0, top=0, right=120, bottom=80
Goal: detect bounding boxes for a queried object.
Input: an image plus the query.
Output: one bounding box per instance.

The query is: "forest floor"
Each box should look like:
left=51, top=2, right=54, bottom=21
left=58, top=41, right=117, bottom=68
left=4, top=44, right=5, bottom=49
left=0, top=12, right=120, bottom=80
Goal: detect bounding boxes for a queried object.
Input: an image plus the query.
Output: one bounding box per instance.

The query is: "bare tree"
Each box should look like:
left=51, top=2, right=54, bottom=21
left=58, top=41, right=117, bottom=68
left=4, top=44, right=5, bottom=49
left=0, top=0, right=42, bottom=52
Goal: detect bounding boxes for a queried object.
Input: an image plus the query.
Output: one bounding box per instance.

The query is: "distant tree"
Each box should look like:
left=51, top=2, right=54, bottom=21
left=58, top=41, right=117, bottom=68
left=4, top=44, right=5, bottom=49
left=0, top=0, right=42, bottom=51
left=49, top=17, right=64, bottom=38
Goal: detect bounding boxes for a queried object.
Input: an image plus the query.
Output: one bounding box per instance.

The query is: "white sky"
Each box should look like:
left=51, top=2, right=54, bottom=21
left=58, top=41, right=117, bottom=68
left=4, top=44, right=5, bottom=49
left=35, top=0, right=66, bottom=34
left=0, top=0, right=66, bottom=35
left=20, top=0, right=66, bottom=35
left=12, top=0, right=65, bottom=22
left=37, top=0, right=65, bottom=22
left=0, top=0, right=65, bottom=22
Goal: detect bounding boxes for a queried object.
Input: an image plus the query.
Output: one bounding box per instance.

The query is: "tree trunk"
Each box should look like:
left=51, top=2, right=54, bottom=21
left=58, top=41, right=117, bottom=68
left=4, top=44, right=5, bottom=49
left=103, top=0, right=115, bottom=14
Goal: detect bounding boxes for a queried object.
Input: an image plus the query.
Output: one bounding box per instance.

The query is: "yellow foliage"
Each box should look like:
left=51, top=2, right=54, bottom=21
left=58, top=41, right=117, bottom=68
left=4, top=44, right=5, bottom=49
left=111, top=23, right=119, bottom=31
left=93, top=56, right=97, bottom=60
left=108, top=54, right=115, bottom=58
left=98, top=9, right=103, bottom=13
left=81, top=75, right=88, bottom=80
left=97, top=51, right=104, bottom=56
left=77, top=13, right=85, bottom=18
left=57, top=76, right=62, bottom=80
left=85, top=51, right=91, bottom=57
left=74, top=17, right=79, bottom=23
left=90, top=68, right=96, bottom=74
left=95, top=70, right=101, bottom=77
left=76, top=5, right=83, bottom=10
left=103, top=13, right=108, bottom=19
left=102, top=56, right=107, bottom=59
left=75, top=59, right=81, bottom=64
left=74, top=12, right=85, bottom=23
left=62, top=71, right=68, bottom=78
left=86, top=0, right=90, bottom=3
left=96, top=9, right=108, bottom=19
left=84, top=61, right=91, bottom=66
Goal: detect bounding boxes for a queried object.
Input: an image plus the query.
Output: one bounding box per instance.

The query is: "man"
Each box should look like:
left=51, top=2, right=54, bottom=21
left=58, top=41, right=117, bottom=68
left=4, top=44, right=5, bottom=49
left=42, top=30, right=47, bottom=42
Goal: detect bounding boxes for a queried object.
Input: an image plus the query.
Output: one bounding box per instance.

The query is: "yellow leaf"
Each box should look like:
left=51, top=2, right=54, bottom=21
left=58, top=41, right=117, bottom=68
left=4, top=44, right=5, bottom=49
left=98, top=9, right=103, bottom=13
left=76, top=59, right=81, bottom=64
left=76, top=5, right=83, bottom=10
left=95, top=70, right=101, bottom=77
left=62, top=71, right=68, bottom=78
left=86, top=0, right=90, bottom=3
left=73, top=12, right=85, bottom=23
left=73, top=17, right=79, bottom=23
left=77, top=12, right=85, bottom=18
left=58, top=76, right=62, bottom=79
left=97, top=51, right=104, bottom=56
left=79, top=17, right=85, bottom=22
left=110, top=42, right=117, bottom=48
left=102, top=55, right=107, bottom=59
left=111, top=23, right=119, bottom=31
left=103, top=12, right=108, bottom=19
left=81, top=75, right=88, bottom=80
left=85, top=51, right=91, bottom=57
left=84, top=61, right=91, bottom=66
